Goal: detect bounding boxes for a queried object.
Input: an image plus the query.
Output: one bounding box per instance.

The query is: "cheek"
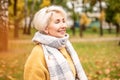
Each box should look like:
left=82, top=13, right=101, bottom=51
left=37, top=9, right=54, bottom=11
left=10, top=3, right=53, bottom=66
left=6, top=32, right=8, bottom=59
left=49, top=27, right=58, bottom=33
left=50, top=22, right=60, bottom=29
left=48, top=25, right=58, bottom=33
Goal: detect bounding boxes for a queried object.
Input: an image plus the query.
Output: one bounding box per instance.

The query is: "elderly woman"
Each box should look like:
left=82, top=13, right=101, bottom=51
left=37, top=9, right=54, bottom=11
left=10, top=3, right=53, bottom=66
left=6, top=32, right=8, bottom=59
left=24, top=5, right=88, bottom=80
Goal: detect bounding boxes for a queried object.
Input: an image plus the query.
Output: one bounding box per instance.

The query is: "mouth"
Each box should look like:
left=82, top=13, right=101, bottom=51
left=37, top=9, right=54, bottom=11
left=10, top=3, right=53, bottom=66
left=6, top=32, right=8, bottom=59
left=58, top=30, right=66, bottom=34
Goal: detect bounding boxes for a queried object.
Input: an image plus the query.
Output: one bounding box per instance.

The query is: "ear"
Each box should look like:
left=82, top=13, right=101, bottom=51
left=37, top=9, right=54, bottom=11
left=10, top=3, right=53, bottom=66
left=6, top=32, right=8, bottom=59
left=44, top=27, right=49, bottom=34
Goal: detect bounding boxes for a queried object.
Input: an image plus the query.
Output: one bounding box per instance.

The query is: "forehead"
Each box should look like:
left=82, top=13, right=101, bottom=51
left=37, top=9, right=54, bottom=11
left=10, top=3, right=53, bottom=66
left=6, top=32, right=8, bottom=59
left=51, top=12, right=65, bottom=20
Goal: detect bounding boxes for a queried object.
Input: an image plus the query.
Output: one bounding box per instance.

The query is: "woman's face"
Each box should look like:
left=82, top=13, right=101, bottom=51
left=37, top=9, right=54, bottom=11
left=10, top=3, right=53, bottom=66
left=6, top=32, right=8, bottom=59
left=44, top=12, right=67, bottom=38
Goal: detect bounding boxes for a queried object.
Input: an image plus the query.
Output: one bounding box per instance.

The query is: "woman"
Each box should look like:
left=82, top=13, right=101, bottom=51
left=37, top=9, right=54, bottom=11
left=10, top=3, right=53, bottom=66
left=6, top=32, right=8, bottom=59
left=24, top=5, right=88, bottom=80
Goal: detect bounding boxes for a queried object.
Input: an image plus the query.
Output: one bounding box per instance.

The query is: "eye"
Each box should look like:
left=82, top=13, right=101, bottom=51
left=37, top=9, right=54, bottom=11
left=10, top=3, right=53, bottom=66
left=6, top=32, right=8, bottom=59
left=63, top=18, right=66, bottom=23
left=55, top=19, right=60, bottom=24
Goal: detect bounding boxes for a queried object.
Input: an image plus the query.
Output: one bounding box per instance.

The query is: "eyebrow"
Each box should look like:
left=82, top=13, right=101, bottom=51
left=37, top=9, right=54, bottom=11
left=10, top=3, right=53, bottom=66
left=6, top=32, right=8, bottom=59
left=55, top=18, right=65, bottom=21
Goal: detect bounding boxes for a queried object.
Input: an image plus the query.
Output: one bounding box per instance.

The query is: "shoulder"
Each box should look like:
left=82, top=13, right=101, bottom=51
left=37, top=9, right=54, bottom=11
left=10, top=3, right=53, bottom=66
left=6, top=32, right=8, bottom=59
left=32, top=44, right=43, bottom=53
left=25, top=44, right=46, bottom=67
left=29, top=44, right=43, bottom=60
left=24, top=44, right=50, bottom=80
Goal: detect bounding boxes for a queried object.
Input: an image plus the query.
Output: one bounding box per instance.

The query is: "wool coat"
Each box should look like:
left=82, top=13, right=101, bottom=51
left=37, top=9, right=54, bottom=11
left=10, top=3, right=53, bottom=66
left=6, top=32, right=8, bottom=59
left=24, top=44, right=76, bottom=80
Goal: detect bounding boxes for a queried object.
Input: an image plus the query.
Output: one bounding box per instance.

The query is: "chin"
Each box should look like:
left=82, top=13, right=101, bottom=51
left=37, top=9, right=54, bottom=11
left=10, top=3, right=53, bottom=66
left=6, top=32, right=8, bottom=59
left=54, top=33, right=66, bottom=38
left=57, top=34, right=65, bottom=38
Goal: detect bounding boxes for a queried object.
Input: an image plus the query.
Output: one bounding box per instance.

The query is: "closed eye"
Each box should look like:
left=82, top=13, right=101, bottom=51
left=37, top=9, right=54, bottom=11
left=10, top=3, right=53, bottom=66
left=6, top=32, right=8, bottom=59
left=63, top=18, right=66, bottom=23
left=55, top=19, right=60, bottom=24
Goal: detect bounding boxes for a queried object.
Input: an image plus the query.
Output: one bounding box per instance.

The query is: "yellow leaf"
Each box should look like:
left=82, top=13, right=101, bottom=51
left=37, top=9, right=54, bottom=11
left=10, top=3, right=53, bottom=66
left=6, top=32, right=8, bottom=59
left=40, top=0, right=51, bottom=8
left=7, top=75, right=16, bottom=80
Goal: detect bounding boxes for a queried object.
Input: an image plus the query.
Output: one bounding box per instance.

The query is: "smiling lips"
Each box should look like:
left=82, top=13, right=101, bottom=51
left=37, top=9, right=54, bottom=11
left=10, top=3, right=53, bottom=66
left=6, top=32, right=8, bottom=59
left=58, top=29, right=66, bottom=34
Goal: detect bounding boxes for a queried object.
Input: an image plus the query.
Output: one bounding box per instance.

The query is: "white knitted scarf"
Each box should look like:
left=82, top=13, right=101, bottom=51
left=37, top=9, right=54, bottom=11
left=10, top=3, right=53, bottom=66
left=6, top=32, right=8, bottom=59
left=32, top=32, right=88, bottom=80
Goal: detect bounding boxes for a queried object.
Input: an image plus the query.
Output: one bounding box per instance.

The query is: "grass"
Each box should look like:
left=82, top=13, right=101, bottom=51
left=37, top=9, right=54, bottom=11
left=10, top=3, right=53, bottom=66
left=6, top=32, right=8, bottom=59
left=72, top=41, right=120, bottom=80
left=0, top=41, right=34, bottom=80
left=0, top=28, right=120, bottom=80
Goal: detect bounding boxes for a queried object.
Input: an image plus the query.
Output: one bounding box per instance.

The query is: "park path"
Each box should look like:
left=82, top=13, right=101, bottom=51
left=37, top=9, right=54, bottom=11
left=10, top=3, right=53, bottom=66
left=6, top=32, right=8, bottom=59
left=70, top=37, right=120, bottom=42
left=9, top=37, right=120, bottom=44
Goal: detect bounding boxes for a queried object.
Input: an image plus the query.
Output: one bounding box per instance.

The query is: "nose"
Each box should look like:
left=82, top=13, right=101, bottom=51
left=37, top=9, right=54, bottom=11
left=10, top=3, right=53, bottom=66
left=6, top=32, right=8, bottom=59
left=61, top=22, right=67, bottom=28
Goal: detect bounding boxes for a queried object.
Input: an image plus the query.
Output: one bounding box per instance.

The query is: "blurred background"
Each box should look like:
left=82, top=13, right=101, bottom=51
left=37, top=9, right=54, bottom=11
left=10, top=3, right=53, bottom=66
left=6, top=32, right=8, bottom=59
left=0, top=0, right=120, bottom=80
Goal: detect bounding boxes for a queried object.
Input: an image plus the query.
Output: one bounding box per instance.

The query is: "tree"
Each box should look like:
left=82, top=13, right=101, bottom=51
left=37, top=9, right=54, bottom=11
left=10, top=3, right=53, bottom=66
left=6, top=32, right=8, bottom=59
left=23, top=0, right=28, bottom=34
left=105, top=7, right=112, bottom=34
left=79, top=0, right=88, bottom=37
left=89, top=0, right=106, bottom=36
left=40, top=0, right=51, bottom=8
left=22, top=0, right=42, bottom=35
left=13, top=0, right=19, bottom=38
left=79, top=13, right=91, bottom=37
left=98, top=0, right=104, bottom=36
left=9, top=0, right=25, bottom=38
left=0, top=0, right=8, bottom=51
left=66, top=0, right=78, bottom=36
left=90, top=0, right=104, bottom=36
left=105, top=0, right=120, bottom=36
left=71, top=1, right=76, bottom=36
left=27, top=0, right=36, bottom=34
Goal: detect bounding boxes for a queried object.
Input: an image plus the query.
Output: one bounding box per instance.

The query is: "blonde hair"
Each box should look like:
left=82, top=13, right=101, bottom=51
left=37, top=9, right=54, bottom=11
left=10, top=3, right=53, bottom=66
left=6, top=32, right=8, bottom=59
left=33, top=5, right=67, bottom=32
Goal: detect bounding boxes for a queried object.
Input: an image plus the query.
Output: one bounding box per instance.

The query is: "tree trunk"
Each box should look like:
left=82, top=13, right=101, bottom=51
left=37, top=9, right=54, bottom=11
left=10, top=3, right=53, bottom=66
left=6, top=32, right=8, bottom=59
left=100, top=20, right=103, bottom=36
left=27, top=0, right=35, bottom=35
left=71, top=25, right=75, bottom=35
left=71, top=2, right=76, bottom=36
left=0, top=26, right=8, bottom=51
left=51, top=0, right=54, bottom=4
left=13, top=0, right=19, bottom=38
left=14, top=21, right=19, bottom=38
left=118, top=41, right=120, bottom=46
left=23, top=17, right=27, bottom=34
left=98, top=0, right=103, bottom=36
left=0, top=0, right=8, bottom=51
left=27, top=17, right=32, bottom=34
left=79, top=24, right=84, bottom=37
left=108, top=22, right=112, bottom=34
left=79, top=0, right=88, bottom=37
left=23, top=0, right=28, bottom=34
left=115, top=23, right=120, bottom=36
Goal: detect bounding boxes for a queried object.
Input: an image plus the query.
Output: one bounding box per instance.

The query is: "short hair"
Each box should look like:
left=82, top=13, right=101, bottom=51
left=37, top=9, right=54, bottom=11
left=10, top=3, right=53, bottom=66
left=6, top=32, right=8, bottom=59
left=33, top=5, right=67, bottom=32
